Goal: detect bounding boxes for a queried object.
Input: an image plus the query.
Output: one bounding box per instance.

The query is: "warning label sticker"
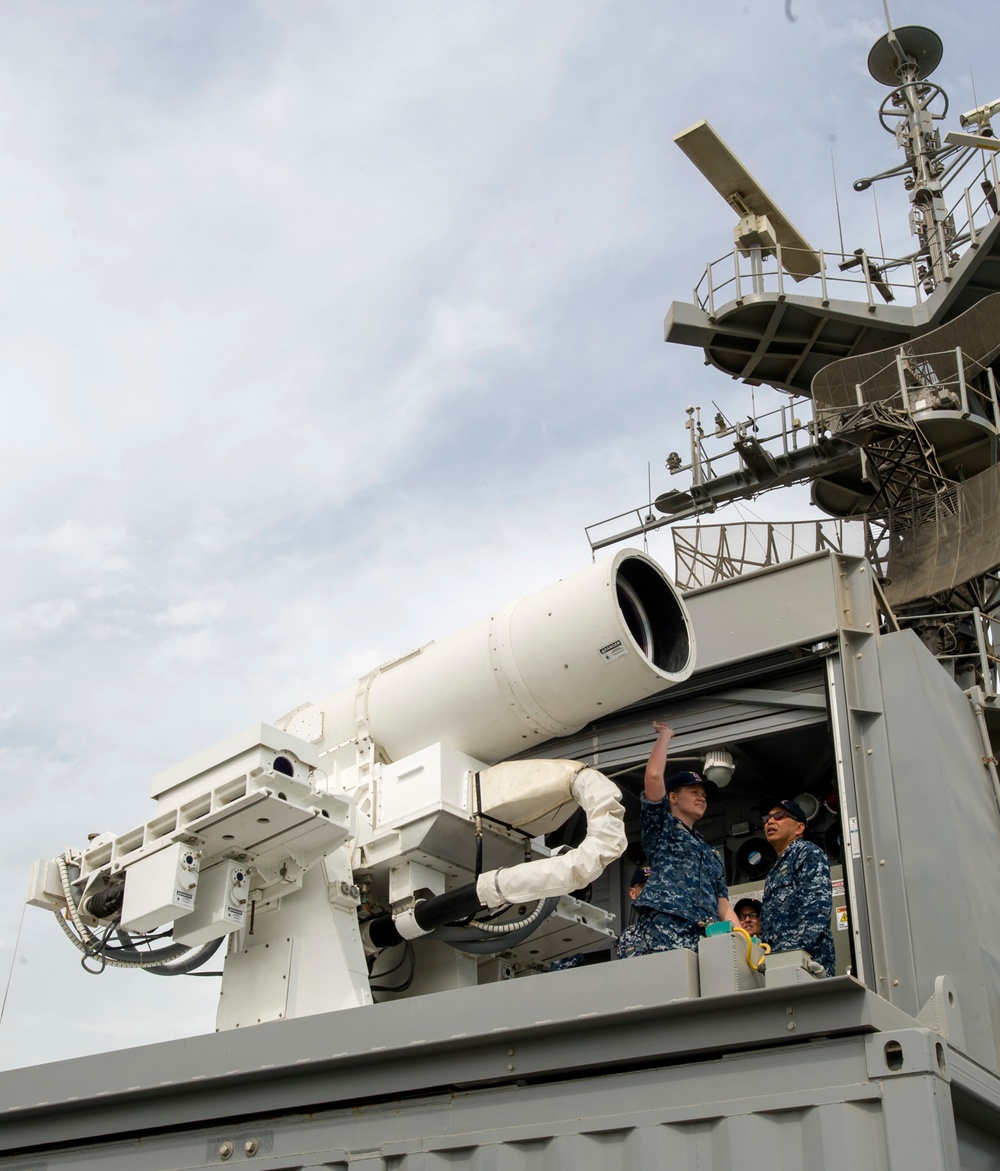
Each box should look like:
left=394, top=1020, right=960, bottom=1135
left=599, top=639, right=629, bottom=663
left=174, top=890, right=194, bottom=907
left=831, top=878, right=848, bottom=930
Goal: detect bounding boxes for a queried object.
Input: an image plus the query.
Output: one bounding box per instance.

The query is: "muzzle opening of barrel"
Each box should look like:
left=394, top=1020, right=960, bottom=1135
left=615, top=557, right=691, bottom=676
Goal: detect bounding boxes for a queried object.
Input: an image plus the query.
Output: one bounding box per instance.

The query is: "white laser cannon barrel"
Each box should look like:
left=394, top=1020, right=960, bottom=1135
left=282, top=548, right=695, bottom=765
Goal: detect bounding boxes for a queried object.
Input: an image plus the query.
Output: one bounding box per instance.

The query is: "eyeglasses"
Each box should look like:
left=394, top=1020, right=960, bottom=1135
left=763, top=810, right=793, bottom=823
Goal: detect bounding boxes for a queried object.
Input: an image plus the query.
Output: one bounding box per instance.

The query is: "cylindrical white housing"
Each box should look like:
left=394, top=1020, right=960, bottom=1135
left=288, top=549, right=694, bottom=765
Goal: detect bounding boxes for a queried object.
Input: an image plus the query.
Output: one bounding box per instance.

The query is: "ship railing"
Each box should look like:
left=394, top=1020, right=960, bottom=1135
left=686, top=397, right=817, bottom=486
left=893, top=606, right=1000, bottom=697
left=669, top=520, right=850, bottom=591
left=693, top=154, right=1000, bottom=320
left=585, top=505, right=675, bottom=553
left=694, top=244, right=923, bottom=318
left=584, top=395, right=820, bottom=554
left=949, top=150, right=1000, bottom=256
left=815, top=345, right=1000, bottom=435
left=693, top=398, right=819, bottom=475
left=895, top=348, right=1000, bottom=426
left=908, top=350, right=997, bottom=426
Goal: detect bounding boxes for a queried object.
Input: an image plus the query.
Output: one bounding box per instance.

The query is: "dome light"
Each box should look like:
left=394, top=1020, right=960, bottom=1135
left=702, top=748, right=735, bottom=788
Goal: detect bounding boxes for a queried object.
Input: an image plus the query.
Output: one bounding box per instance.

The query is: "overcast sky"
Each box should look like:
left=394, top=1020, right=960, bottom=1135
left=0, top=0, right=992, bottom=1070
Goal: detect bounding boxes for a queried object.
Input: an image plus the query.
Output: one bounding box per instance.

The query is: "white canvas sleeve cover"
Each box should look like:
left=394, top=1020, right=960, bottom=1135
left=475, top=765, right=627, bottom=908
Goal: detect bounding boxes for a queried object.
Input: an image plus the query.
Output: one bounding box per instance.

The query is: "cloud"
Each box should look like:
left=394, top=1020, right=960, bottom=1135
left=0, top=597, right=78, bottom=637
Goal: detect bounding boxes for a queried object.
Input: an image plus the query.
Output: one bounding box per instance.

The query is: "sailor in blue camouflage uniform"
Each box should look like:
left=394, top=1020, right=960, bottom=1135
left=615, top=865, right=650, bottom=958
left=626, top=722, right=740, bottom=955
left=759, top=797, right=836, bottom=977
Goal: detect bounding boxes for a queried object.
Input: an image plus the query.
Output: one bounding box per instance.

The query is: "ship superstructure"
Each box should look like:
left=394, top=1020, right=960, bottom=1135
left=588, top=21, right=1000, bottom=717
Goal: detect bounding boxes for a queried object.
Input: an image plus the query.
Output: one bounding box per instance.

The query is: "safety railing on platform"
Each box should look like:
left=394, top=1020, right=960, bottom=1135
left=670, top=520, right=849, bottom=591
left=692, top=154, right=1000, bottom=319
left=896, top=606, right=1000, bottom=697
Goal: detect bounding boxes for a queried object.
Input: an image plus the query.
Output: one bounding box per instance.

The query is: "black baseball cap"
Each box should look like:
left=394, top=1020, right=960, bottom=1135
left=758, top=796, right=808, bottom=824
left=666, top=770, right=718, bottom=800
left=734, top=897, right=762, bottom=917
left=629, top=865, right=651, bottom=887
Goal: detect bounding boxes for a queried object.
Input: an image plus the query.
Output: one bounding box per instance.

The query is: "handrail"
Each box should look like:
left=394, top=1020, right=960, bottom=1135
left=692, top=157, right=1000, bottom=318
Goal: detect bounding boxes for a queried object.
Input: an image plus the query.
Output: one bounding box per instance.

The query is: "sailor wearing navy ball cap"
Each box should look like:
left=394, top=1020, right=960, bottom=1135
left=758, top=796, right=836, bottom=976
left=626, top=722, right=741, bottom=956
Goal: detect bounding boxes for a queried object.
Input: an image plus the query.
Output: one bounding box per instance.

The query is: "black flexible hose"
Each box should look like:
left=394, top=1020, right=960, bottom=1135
left=474, top=771, right=484, bottom=880
left=85, top=881, right=125, bottom=921
left=111, top=929, right=191, bottom=965
left=430, top=898, right=559, bottom=954
left=414, top=884, right=482, bottom=930
left=366, top=915, right=405, bottom=950
left=143, top=935, right=223, bottom=976
left=365, top=883, right=484, bottom=950
left=112, top=930, right=224, bottom=975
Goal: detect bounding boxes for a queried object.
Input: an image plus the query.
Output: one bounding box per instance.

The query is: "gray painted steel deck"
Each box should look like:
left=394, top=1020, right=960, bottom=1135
left=0, top=973, right=997, bottom=1169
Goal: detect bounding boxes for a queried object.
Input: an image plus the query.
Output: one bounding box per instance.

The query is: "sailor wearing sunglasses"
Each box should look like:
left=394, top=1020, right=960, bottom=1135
left=759, top=798, right=836, bottom=977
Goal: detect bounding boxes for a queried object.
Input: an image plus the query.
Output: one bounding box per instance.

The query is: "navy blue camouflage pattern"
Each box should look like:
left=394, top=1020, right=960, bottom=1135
left=628, top=794, right=728, bottom=954
left=616, top=919, right=644, bottom=958
left=761, top=838, right=836, bottom=977
left=547, top=953, right=586, bottom=971
left=617, top=907, right=701, bottom=955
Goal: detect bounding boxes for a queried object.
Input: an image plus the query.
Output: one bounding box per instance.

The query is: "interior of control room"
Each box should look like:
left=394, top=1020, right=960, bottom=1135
left=542, top=707, right=852, bottom=975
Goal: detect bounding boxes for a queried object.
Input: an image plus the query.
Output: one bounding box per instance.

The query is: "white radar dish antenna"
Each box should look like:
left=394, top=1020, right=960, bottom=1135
left=866, top=24, right=942, bottom=86
left=675, top=119, right=821, bottom=282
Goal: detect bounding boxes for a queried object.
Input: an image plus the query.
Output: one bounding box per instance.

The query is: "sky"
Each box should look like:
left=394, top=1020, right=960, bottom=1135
left=0, top=0, right=993, bottom=1071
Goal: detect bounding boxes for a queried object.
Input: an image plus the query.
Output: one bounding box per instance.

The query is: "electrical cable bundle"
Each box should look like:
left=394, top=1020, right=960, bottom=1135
left=52, top=856, right=222, bottom=976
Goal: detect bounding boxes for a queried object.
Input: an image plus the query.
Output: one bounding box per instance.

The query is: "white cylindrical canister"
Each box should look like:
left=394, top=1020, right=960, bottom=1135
left=285, top=549, right=694, bottom=765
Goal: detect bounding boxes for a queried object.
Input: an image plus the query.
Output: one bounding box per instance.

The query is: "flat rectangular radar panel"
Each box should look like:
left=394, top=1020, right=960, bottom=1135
left=944, top=129, right=1000, bottom=153
left=675, top=119, right=821, bottom=280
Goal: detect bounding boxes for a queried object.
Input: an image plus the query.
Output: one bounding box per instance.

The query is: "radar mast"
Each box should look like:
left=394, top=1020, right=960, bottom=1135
left=588, top=19, right=1000, bottom=688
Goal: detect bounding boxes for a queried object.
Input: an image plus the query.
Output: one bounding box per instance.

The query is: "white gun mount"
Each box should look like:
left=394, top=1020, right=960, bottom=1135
left=28, top=549, right=695, bottom=1029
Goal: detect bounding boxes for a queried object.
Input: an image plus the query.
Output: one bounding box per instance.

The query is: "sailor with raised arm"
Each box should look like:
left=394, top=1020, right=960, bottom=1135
left=627, top=722, right=740, bottom=955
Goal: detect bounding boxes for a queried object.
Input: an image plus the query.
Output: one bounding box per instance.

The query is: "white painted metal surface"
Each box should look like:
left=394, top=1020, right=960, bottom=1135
left=282, top=548, right=694, bottom=767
